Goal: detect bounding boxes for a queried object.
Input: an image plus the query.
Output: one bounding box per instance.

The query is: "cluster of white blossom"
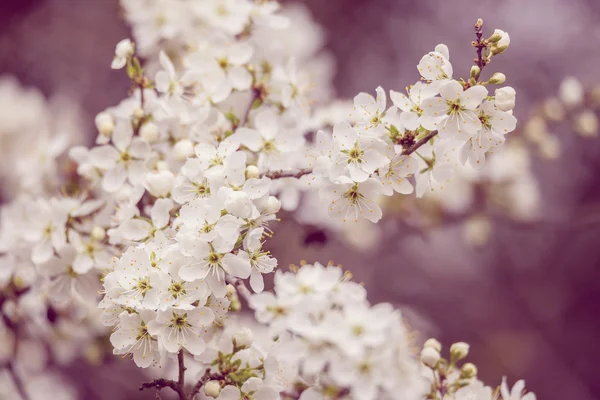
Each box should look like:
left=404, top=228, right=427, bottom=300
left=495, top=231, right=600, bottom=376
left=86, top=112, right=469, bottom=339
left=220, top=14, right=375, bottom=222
left=249, top=262, right=425, bottom=400
left=0, top=1, right=541, bottom=400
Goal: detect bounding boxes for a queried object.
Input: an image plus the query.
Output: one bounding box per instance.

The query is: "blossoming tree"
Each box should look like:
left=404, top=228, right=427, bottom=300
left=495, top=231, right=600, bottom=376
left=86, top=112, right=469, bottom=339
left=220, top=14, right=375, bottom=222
left=0, top=1, right=536, bottom=400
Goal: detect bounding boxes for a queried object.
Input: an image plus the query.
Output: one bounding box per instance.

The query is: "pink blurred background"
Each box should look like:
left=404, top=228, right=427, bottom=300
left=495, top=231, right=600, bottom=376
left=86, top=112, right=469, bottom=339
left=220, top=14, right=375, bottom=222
left=1, top=0, right=600, bottom=399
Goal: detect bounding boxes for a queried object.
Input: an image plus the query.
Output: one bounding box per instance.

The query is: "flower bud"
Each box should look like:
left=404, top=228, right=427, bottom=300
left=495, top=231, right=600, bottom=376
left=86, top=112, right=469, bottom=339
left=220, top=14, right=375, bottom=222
left=226, top=284, right=236, bottom=298
left=133, top=107, right=145, bottom=120
left=489, top=72, right=506, bottom=85
left=423, top=338, right=442, bottom=353
left=488, top=32, right=503, bottom=43
left=173, top=139, right=194, bottom=161
left=204, top=380, right=221, bottom=398
left=420, top=347, right=440, bottom=368
left=233, top=328, right=253, bottom=349
left=470, top=66, right=481, bottom=80
left=494, top=87, right=516, bottom=111
left=461, top=363, right=478, bottom=378
left=450, top=342, right=470, bottom=360
left=144, top=170, right=174, bottom=197
left=156, top=160, right=169, bottom=171
left=95, top=112, right=114, bottom=137
left=492, top=29, right=510, bottom=49
left=140, top=122, right=160, bottom=143
left=245, top=165, right=260, bottom=179
left=91, top=226, right=106, bottom=241
left=115, top=38, right=134, bottom=59
left=266, top=196, right=281, bottom=214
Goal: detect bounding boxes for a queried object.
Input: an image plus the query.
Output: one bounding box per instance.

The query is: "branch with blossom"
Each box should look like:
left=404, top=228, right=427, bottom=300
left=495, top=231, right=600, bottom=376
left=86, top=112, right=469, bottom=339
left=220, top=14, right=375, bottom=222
left=0, top=1, right=538, bottom=400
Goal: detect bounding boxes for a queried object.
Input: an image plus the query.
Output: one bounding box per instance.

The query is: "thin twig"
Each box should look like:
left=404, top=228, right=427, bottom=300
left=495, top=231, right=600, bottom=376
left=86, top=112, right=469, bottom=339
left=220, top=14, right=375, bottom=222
left=237, top=88, right=259, bottom=130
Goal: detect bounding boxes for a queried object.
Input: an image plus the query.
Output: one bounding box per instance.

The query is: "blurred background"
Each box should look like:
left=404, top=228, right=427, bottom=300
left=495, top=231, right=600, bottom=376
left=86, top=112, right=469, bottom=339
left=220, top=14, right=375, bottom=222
left=1, top=0, right=600, bottom=399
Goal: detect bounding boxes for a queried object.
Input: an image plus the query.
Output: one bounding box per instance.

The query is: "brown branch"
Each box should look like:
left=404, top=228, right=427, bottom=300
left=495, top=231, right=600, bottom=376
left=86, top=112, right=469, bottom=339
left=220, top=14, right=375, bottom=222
left=188, top=368, right=224, bottom=400
left=473, top=19, right=487, bottom=71
left=263, top=168, right=312, bottom=180
left=401, top=130, right=438, bottom=156
left=139, top=378, right=180, bottom=393
left=177, top=350, right=186, bottom=400
left=139, top=350, right=186, bottom=400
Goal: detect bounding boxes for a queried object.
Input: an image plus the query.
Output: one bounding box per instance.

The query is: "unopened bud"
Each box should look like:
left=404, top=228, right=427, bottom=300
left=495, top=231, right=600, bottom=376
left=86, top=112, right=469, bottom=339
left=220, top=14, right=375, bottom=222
left=489, top=72, right=506, bottom=85
left=266, top=196, right=281, bottom=214
left=470, top=66, right=481, bottom=80
left=226, top=284, right=236, bottom=298
left=173, top=139, right=194, bottom=161
left=204, top=380, right=221, bottom=398
left=140, top=122, right=160, bottom=143
left=144, top=170, right=174, bottom=197
left=91, top=226, right=106, bottom=241
left=420, top=347, right=440, bottom=368
left=133, top=107, right=144, bottom=120
left=245, top=165, right=260, bottom=179
left=461, top=363, right=478, bottom=378
left=492, top=45, right=508, bottom=55
left=450, top=342, right=470, bottom=361
left=491, top=29, right=510, bottom=50
left=423, top=338, right=442, bottom=353
left=95, top=112, right=114, bottom=137
left=156, top=160, right=169, bottom=171
left=488, top=32, right=502, bottom=43
left=233, top=328, right=253, bottom=349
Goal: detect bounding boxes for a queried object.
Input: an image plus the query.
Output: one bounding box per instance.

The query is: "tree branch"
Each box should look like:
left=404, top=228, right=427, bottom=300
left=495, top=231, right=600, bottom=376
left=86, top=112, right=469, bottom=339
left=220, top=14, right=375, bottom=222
left=401, top=130, right=438, bottom=156
left=139, top=350, right=186, bottom=400
left=139, top=378, right=180, bottom=393
left=262, top=130, right=439, bottom=181
left=188, top=368, right=224, bottom=400
left=263, top=168, right=313, bottom=180
left=177, top=350, right=186, bottom=400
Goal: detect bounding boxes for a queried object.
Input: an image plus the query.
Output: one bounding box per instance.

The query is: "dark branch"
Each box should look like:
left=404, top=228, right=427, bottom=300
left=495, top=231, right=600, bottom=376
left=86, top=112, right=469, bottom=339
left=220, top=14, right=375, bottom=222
left=401, top=130, right=438, bottom=156
left=139, top=378, right=179, bottom=393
